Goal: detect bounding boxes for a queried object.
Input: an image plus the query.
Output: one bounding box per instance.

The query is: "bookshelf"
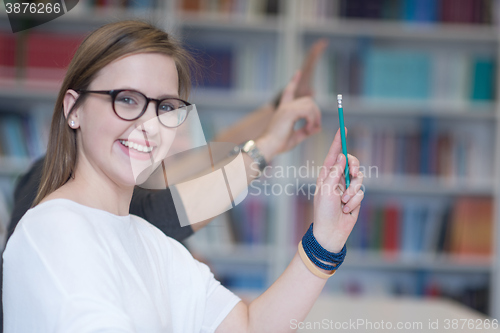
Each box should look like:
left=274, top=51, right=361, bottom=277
left=0, top=0, right=499, bottom=319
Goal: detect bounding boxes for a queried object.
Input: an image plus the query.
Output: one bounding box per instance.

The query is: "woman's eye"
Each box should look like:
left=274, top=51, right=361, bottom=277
left=117, top=97, right=138, bottom=105
left=159, top=103, right=175, bottom=112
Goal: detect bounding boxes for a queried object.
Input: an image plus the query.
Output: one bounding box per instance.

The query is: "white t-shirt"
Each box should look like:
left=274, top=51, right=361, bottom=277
left=3, top=199, right=240, bottom=333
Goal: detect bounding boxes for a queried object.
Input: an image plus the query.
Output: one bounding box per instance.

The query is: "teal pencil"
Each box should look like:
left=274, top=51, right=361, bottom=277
left=337, top=94, right=350, bottom=189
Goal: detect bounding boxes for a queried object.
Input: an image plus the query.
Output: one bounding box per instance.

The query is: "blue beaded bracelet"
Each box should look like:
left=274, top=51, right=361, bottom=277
left=301, top=223, right=347, bottom=271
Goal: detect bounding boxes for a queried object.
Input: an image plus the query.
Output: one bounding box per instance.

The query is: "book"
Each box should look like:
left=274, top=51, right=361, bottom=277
left=363, top=49, right=431, bottom=100
left=402, top=0, right=438, bottom=23
left=470, top=56, right=495, bottom=101
left=25, top=32, right=84, bottom=85
left=0, top=33, right=16, bottom=81
left=382, top=204, right=400, bottom=252
left=0, top=114, right=29, bottom=157
left=179, top=0, right=281, bottom=17
left=449, top=197, right=493, bottom=256
left=336, top=0, right=492, bottom=24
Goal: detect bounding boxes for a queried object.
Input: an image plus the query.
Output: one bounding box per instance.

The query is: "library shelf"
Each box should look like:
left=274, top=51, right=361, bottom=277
left=343, top=251, right=492, bottom=273
left=0, top=0, right=498, bottom=318
left=285, top=247, right=492, bottom=273
left=301, top=18, right=498, bottom=42
left=0, top=86, right=57, bottom=102
left=318, top=96, right=497, bottom=120
left=187, top=243, right=271, bottom=265
left=178, top=11, right=282, bottom=33
left=189, top=90, right=275, bottom=110
left=0, top=156, right=32, bottom=176
left=292, top=176, right=494, bottom=197
left=363, top=177, right=495, bottom=197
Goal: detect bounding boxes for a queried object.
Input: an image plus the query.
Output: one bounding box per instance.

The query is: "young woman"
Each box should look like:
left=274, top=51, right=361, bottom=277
left=3, top=21, right=364, bottom=332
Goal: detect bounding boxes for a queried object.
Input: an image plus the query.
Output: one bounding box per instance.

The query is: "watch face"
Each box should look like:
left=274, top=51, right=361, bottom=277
left=243, top=140, right=255, bottom=152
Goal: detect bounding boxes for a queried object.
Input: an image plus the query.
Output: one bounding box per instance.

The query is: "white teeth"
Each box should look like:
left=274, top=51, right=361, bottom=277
left=119, top=140, right=153, bottom=153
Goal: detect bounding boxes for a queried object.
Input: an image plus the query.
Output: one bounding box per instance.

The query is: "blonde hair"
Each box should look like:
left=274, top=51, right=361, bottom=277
left=33, top=20, right=194, bottom=206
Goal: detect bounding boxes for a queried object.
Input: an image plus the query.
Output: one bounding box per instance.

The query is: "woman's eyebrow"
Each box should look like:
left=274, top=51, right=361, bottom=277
left=158, top=94, right=180, bottom=99
left=119, top=87, right=180, bottom=99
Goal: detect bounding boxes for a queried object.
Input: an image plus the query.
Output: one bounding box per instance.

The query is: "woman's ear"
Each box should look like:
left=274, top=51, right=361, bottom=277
left=64, top=89, right=81, bottom=129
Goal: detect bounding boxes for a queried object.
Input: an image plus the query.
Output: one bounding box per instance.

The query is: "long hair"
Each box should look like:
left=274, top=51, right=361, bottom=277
left=33, top=20, right=195, bottom=206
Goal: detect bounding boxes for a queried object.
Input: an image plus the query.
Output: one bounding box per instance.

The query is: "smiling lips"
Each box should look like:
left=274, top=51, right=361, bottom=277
left=119, top=139, right=154, bottom=153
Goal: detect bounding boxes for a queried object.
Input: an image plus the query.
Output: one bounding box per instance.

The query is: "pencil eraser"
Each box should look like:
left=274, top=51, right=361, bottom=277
left=337, top=94, right=342, bottom=100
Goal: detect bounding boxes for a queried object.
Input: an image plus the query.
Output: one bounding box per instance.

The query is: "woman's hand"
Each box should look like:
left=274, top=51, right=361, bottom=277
left=256, top=71, right=322, bottom=161
left=295, top=38, right=328, bottom=98
left=313, top=128, right=364, bottom=253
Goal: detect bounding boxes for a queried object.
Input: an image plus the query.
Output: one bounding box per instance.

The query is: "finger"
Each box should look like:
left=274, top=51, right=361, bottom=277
left=297, top=39, right=329, bottom=96
left=293, top=121, right=322, bottom=146
left=318, top=127, right=348, bottom=182
left=280, top=70, right=301, bottom=105
left=288, top=128, right=309, bottom=148
left=348, top=203, right=361, bottom=220
left=306, top=100, right=322, bottom=134
left=338, top=171, right=346, bottom=190
left=347, top=154, right=360, bottom=177
left=301, top=99, right=322, bottom=134
left=322, top=153, right=347, bottom=189
left=342, top=155, right=361, bottom=202
left=341, top=189, right=364, bottom=215
left=285, top=98, right=321, bottom=134
left=290, top=120, right=322, bottom=148
left=343, top=171, right=364, bottom=204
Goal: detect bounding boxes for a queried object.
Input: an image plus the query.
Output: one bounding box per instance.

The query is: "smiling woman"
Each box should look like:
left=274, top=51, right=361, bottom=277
left=2, top=21, right=238, bottom=333
left=60, top=53, right=180, bottom=188
left=2, top=20, right=364, bottom=333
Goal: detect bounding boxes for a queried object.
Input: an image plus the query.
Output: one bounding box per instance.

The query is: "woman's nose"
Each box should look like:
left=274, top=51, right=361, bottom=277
left=137, top=101, right=160, bottom=136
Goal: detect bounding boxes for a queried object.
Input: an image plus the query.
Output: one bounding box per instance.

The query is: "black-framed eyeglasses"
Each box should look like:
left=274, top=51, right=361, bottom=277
left=77, top=89, right=192, bottom=128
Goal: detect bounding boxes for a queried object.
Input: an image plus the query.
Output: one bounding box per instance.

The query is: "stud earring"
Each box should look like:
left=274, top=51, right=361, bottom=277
left=70, top=120, right=75, bottom=128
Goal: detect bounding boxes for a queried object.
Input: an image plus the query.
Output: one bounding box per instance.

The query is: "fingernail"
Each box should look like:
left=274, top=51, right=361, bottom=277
left=342, top=194, right=350, bottom=203
left=337, top=154, right=343, bottom=162
left=343, top=205, right=350, bottom=213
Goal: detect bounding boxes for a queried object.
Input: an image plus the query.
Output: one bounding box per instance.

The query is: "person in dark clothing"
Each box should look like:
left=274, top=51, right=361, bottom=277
left=8, top=157, right=192, bottom=242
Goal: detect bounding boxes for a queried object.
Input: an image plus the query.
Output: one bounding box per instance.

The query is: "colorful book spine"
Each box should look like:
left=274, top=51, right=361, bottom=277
left=0, top=112, right=48, bottom=159
left=337, top=0, right=492, bottom=25
left=319, top=195, right=492, bottom=257
left=180, top=0, right=281, bottom=16
left=470, top=57, right=495, bottom=101
left=316, top=47, right=495, bottom=103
